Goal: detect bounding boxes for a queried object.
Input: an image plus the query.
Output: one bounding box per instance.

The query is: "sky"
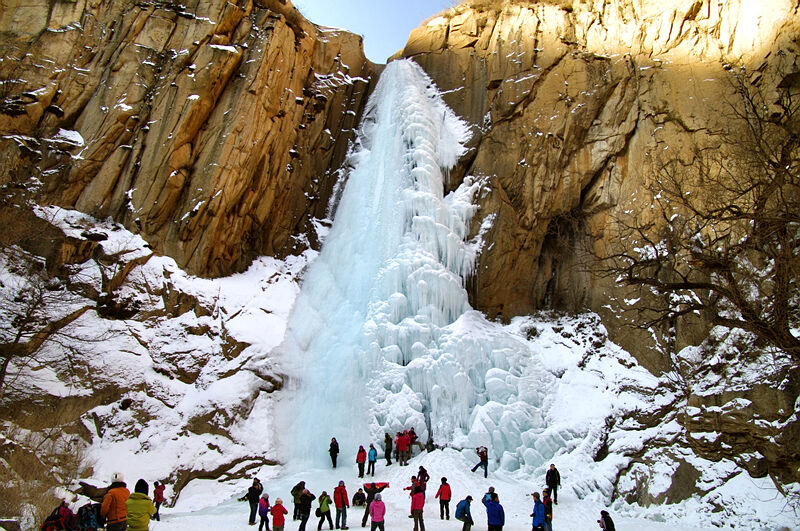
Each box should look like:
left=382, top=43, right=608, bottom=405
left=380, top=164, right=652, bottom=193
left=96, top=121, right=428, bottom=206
left=292, top=0, right=454, bottom=63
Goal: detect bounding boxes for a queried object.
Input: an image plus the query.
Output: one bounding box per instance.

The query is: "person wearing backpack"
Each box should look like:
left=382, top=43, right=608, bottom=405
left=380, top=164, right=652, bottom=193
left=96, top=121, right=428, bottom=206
left=257, top=492, right=271, bottom=531
left=151, top=481, right=165, bottom=521
left=316, top=490, right=333, bottom=530
left=454, top=496, right=473, bottom=531
left=125, top=479, right=156, bottom=531
left=100, top=472, right=130, bottom=531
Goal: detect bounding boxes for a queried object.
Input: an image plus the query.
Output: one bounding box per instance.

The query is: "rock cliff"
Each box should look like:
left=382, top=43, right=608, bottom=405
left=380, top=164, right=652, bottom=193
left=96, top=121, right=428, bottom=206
left=396, top=0, right=800, bottom=489
left=0, top=0, right=381, bottom=276
left=399, top=0, right=799, bottom=324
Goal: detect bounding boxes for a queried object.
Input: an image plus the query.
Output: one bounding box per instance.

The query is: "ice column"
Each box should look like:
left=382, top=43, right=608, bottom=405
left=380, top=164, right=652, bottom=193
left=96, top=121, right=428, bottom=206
left=279, top=59, right=547, bottom=469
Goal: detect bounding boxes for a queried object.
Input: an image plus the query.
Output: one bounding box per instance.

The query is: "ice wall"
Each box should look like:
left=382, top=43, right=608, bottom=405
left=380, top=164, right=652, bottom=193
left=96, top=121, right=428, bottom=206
left=279, top=60, right=550, bottom=470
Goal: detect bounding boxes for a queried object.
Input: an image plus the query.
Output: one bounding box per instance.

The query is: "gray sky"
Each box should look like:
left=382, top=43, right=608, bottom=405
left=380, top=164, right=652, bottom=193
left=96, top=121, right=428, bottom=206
left=293, top=0, right=454, bottom=63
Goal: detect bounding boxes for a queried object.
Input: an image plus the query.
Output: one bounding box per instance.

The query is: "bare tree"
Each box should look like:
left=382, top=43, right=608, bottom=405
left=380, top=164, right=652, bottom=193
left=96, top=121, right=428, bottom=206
left=600, top=68, right=800, bottom=360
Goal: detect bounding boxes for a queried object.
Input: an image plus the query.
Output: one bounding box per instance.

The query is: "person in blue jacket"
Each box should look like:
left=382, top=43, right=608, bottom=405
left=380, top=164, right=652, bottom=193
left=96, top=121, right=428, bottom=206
left=367, top=444, right=378, bottom=477
left=530, top=492, right=545, bottom=531
left=454, top=496, right=474, bottom=531
left=482, top=491, right=504, bottom=531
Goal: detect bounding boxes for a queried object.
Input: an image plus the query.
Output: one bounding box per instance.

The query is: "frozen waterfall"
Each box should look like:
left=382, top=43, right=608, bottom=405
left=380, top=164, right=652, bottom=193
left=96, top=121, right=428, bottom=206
left=278, top=59, right=551, bottom=472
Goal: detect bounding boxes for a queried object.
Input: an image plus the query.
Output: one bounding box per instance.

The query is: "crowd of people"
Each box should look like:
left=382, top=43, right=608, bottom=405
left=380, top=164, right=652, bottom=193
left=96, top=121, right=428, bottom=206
left=237, top=435, right=617, bottom=531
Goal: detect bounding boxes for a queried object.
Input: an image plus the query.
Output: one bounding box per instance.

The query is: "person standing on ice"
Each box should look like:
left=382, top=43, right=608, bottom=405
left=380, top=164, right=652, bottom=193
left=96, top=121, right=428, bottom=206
left=316, top=490, right=334, bottom=530
left=471, top=446, right=489, bottom=478
left=545, top=464, right=561, bottom=505
left=290, top=481, right=306, bottom=521
left=396, top=432, right=410, bottom=466
left=297, top=489, right=316, bottom=531
left=367, top=444, right=378, bottom=477
left=410, top=487, right=426, bottom=531
left=329, top=437, right=340, bottom=469
left=541, top=488, right=553, bottom=531
left=333, top=480, right=349, bottom=530
left=368, top=493, right=386, bottom=531
left=152, top=481, right=166, bottom=521
left=384, top=433, right=393, bottom=466
left=454, top=495, right=473, bottom=531
left=257, top=492, right=270, bottom=531
left=482, top=492, right=504, bottom=531
left=361, top=482, right=388, bottom=528
left=530, top=492, right=545, bottom=531
left=356, top=445, right=367, bottom=478
left=394, top=431, right=403, bottom=466
left=239, top=478, right=263, bottom=526
left=270, top=498, right=288, bottom=531
left=434, top=477, right=452, bottom=520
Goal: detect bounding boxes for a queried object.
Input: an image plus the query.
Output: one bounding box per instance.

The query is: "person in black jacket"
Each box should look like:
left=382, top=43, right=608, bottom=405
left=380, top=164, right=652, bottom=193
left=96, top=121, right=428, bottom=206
left=238, top=478, right=263, bottom=525
left=384, top=433, right=393, bottom=466
left=598, top=509, right=616, bottom=530
left=361, top=482, right=388, bottom=527
left=291, top=481, right=306, bottom=520
left=330, top=437, right=340, bottom=468
left=298, top=489, right=316, bottom=531
left=545, top=464, right=561, bottom=504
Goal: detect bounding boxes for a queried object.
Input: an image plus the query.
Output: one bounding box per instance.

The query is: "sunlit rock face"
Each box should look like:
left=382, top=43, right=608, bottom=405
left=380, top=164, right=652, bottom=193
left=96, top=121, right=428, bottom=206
left=0, top=0, right=381, bottom=277
left=397, top=0, right=799, bottom=327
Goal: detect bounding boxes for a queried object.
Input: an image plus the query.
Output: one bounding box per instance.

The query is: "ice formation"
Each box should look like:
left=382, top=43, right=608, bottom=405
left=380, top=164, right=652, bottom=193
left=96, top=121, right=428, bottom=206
left=279, top=59, right=552, bottom=470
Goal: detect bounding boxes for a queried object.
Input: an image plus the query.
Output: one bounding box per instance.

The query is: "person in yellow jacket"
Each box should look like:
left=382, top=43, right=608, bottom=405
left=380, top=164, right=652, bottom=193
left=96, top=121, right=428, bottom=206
left=101, top=472, right=130, bottom=531
left=126, top=479, right=157, bottom=531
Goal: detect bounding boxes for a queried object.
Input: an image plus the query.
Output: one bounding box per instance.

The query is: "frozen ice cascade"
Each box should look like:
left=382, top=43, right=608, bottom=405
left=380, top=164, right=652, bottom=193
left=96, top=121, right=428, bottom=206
left=278, top=59, right=554, bottom=472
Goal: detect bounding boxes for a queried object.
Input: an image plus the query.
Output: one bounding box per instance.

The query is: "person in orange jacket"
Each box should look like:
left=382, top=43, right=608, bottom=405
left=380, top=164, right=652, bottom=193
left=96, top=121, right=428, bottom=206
left=101, top=472, right=130, bottom=531
left=434, top=477, right=452, bottom=520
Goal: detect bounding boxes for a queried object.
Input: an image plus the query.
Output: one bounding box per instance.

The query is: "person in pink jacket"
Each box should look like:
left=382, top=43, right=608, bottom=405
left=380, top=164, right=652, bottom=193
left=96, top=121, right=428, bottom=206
left=368, top=493, right=386, bottom=531
left=411, top=489, right=425, bottom=531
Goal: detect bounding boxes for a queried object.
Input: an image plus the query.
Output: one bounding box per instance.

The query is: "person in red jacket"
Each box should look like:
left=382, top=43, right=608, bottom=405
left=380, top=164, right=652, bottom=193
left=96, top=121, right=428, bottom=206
left=434, top=477, right=452, bottom=520
left=411, top=488, right=425, bottom=531
left=271, top=498, right=289, bottom=531
left=333, top=480, right=350, bottom=530
left=152, top=481, right=166, bottom=521
left=356, top=446, right=367, bottom=478
left=396, top=432, right=410, bottom=466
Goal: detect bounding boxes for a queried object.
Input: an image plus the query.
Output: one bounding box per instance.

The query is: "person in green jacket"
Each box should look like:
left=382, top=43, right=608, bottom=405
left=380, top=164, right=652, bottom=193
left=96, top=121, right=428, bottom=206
left=317, top=490, right=333, bottom=530
left=126, top=479, right=157, bottom=531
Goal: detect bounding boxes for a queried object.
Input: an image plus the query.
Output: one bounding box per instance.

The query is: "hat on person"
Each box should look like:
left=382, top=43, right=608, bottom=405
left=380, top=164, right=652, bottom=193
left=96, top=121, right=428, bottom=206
left=134, top=479, right=148, bottom=495
left=374, top=494, right=382, bottom=501
left=111, top=472, right=124, bottom=483
left=275, top=498, right=283, bottom=505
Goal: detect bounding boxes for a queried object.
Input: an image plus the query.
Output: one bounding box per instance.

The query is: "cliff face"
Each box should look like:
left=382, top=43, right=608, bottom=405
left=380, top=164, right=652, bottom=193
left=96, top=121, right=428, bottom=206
left=0, top=0, right=380, bottom=276
left=399, top=0, right=798, bottom=322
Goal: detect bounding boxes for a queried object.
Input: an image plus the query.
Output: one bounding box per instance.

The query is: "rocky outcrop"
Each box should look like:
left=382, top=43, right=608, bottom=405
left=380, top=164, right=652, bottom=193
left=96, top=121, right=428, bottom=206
left=396, top=0, right=800, bottom=490
left=398, top=0, right=799, bottom=329
left=0, top=0, right=381, bottom=276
